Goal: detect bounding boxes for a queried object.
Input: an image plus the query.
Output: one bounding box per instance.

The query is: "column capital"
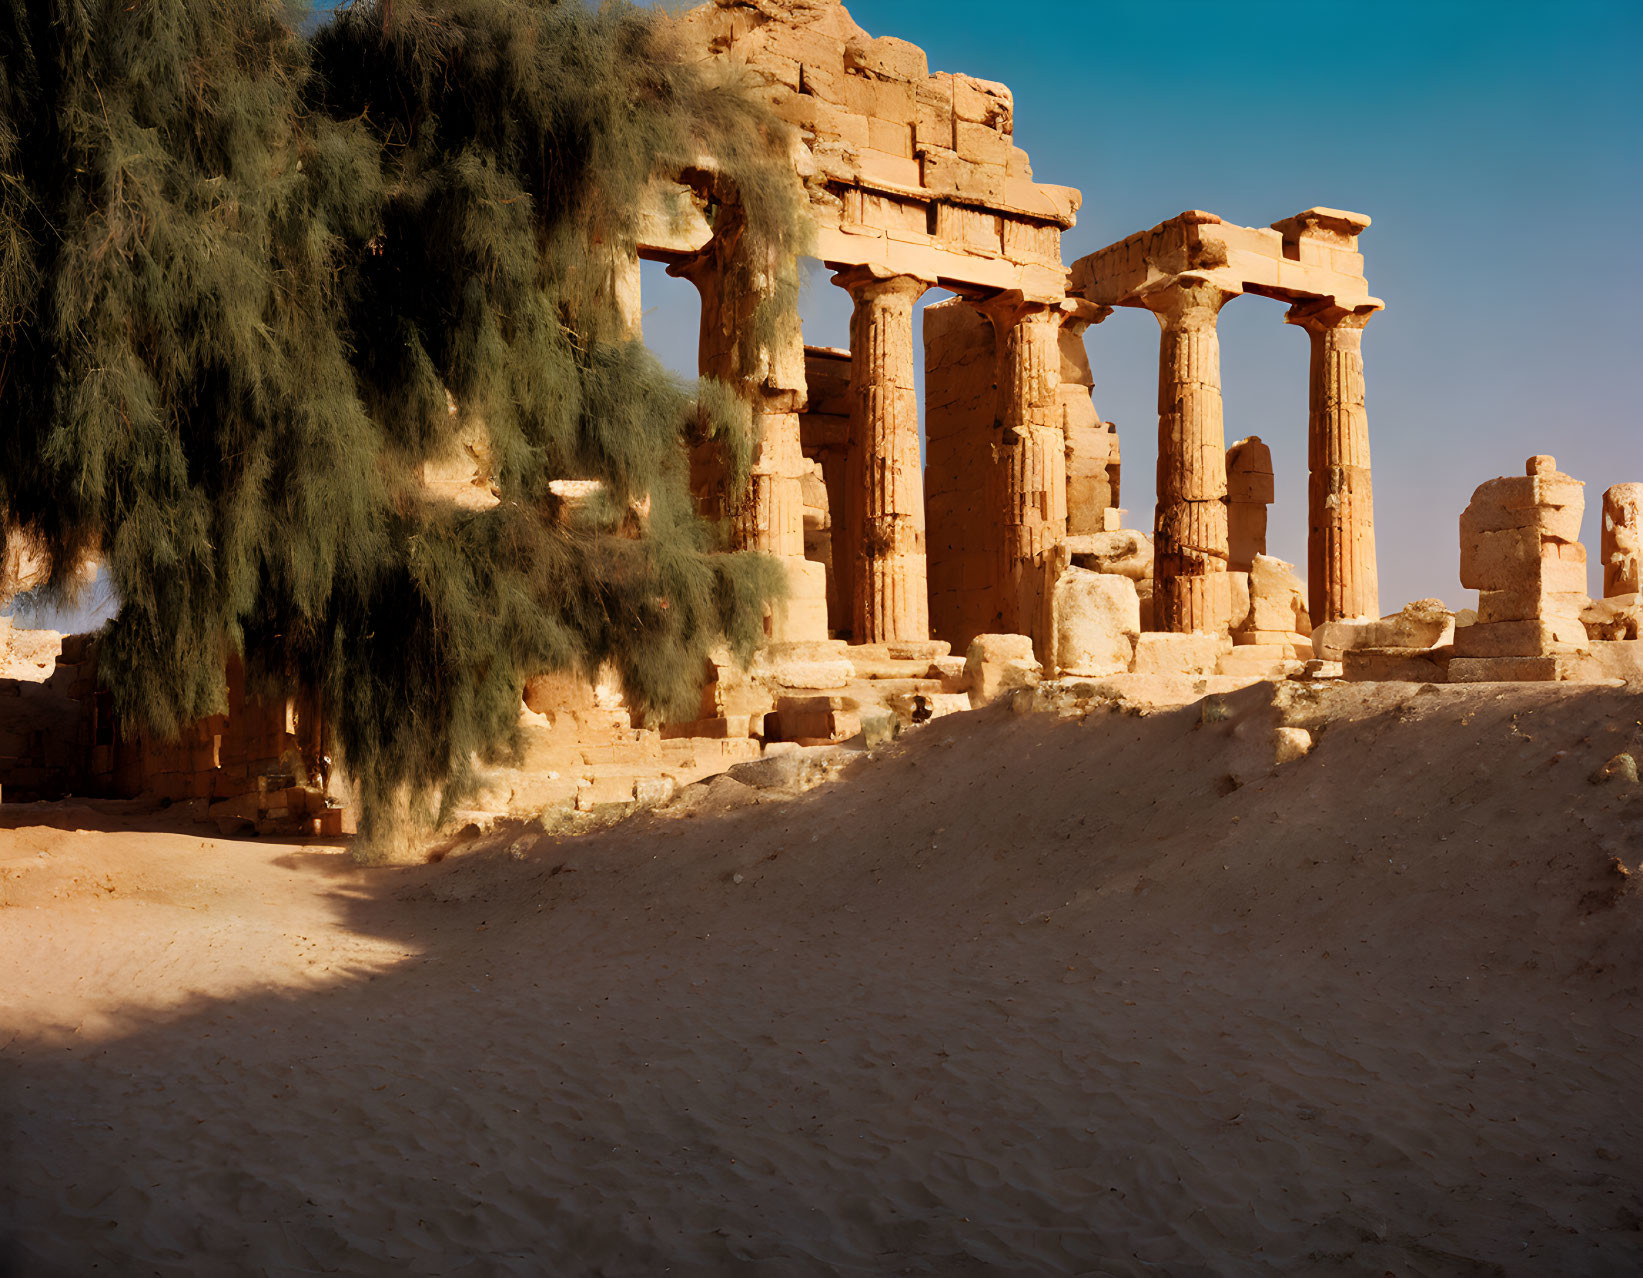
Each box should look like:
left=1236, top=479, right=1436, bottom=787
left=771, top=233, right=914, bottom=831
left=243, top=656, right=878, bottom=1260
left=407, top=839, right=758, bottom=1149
left=1060, top=297, right=1115, bottom=337
left=1284, top=298, right=1382, bottom=333
left=831, top=266, right=932, bottom=305
left=972, top=288, right=1071, bottom=331
left=1137, top=274, right=1240, bottom=329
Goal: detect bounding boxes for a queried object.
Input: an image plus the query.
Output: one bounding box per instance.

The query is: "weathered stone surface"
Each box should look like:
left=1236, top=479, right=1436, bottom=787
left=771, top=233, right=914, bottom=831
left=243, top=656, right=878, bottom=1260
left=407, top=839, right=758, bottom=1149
left=1582, top=593, right=1642, bottom=641
left=1573, top=640, right=1643, bottom=684
left=1065, top=529, right=1151, bottom=580
left=1051, top=567, right=1139, bottom=677
left=1313, top=599, right=1453, bottom=660
left=1216, top=646, right=1304, bottom=679
left=965, top=633, right=1041, bottom=705
left=1130, top=631, right=1231, bottom=676
left=1447, top=655, right=1609, bottom=684
left=838, top=269, right=931, bottom=643
left=1241, top=554, right=1311, bottom=638
left=1342, top=648, right=1452, bottom=683
left=1452, top=617, right=1588, bottom=657
left=1602, top=483, right=1642, bottom=597
left=1226, top=435, right=1273, bottom=573
left=1144, top=282, right=1235, bottom=634
left=1455, top=457, right=1590, bottom=664
left=728, top=746, right=850, bottom=793
left=1273, top=727, right=1313, bottom=765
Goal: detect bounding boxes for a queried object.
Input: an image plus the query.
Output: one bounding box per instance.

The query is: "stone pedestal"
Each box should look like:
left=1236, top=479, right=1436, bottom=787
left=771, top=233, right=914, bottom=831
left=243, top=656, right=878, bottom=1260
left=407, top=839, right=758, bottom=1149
left=1455, top=455, right=1588, bottom=666
left=837, top=269, right=931, bottom=643
left=983, top=295, right=1068, bottom=658
left=1144, top=281, right=1235, bottom=633
left=1287, top=301, right=1380, bottom=625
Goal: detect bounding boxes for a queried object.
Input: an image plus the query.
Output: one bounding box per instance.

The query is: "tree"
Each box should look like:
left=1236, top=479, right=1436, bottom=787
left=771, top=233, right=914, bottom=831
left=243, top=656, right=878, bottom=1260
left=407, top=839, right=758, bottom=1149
left=0, top=0, right=804, bottom=853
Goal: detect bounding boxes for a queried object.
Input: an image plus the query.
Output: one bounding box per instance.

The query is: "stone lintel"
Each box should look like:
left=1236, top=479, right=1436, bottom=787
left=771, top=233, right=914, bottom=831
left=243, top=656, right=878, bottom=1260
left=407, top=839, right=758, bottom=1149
left=814, top=223, right=1068, bottom=302
left=1070, top=208, right=1377, bottom=315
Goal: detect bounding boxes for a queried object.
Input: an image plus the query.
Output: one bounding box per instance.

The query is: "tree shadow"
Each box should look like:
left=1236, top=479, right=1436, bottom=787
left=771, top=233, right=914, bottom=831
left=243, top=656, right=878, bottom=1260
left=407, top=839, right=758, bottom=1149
left=2, top=687, right=1641, bottom=1276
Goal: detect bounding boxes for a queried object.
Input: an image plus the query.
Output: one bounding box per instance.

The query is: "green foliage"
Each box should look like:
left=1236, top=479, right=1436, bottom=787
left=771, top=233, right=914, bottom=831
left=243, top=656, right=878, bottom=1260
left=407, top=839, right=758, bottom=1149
left=0, top=0, right=805, bottom=844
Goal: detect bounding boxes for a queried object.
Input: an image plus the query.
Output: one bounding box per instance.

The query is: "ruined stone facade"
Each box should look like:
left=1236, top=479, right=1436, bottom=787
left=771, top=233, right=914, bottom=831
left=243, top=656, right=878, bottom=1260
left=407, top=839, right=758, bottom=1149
left=8, top=0, right=1639, bottom=832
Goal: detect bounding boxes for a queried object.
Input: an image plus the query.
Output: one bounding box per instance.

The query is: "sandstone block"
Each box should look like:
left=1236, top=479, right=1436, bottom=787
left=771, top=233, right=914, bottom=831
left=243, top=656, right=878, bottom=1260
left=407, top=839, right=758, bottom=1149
left=1574, top=639, right=1643, bottom=684
left=1130, top=632, right=1231, bottom=676
left=1273, top=727, right=1313, bottom=766
left=965, top=633, right=1041, bottom=706
left=1602, top=483, right=1642, bottom=596
left=844, top=35, right=928, bottom=84
left=1052, top=568, right=1139, bottom=678
left=1447, top=655, right=1583, bottom=683
left=1342, top=648, right=1452, bottom=683
left=1459, top=467, right=1584, bottom=542
left=1452, top=617, right=1588, bottom=657
left=1065, top=530, right=1150, bottom=580
left=1216, top=646, right=1303, bottom=679
left=1476, top=588, right=1589, bottom=626
left=954, top=120, right=1010, bottom=167
left=1582, top=593, right=1642, bottom=641
left=1312, top=599, right=1453, bottom=660
left=1460, top=526, right=1586, bottom=593
left=1244, top=554, right=1310, bottom=636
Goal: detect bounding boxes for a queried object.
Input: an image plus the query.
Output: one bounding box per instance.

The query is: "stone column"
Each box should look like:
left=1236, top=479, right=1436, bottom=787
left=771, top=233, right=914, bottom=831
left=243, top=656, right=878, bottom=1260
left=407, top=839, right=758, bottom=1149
left=982, top=294, right=1068, bottom=656
left=836, top=268, right=931, bottom=644
left=1287, top=301, right=1380, bottom=624
left=671, top=213, right=807, bottom=563
left=1143, top=280, right=1237, bottom=634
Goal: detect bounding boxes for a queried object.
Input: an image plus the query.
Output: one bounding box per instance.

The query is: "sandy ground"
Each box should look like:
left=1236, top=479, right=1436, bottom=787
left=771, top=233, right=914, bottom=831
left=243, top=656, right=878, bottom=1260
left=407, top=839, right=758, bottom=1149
left=2, top=680, right=1641, bottom=1277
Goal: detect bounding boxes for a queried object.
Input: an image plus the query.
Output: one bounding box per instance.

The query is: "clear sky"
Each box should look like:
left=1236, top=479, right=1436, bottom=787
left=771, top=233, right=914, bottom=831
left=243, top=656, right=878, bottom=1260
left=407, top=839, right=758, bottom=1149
left=13, top=0, right=1640, bottom=630
left=639, top=0, right=1643, bottom=612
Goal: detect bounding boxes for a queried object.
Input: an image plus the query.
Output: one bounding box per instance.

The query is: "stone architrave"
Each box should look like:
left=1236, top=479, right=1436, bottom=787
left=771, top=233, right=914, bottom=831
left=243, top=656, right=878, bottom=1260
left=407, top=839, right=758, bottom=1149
left=1286, top=300, right=1381, bottom=624
left=1142, top=278, right=1237, bottom=634
left=1602, top=483, right=1642, bottom=598
left=836, top=268, right=932, bottom=643
left=981, top=293, right=1070, bottom=658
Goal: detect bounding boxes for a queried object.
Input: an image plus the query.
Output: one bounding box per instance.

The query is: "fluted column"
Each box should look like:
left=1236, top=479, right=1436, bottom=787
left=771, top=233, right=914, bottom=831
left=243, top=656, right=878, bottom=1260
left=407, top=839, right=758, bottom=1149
left=1287, top=301, right=1380, bottom=623
left=1144, top=280, right=1237, bottom=633
left=981, top=294, right=1068, bottom=655
left=670, top=211, right=807, bottom=562
left=837, top=268, right=931, bottom=643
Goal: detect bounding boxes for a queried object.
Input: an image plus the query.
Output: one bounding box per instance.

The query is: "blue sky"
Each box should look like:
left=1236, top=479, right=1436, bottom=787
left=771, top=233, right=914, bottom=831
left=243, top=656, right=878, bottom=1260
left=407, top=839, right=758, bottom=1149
left=640, top=0, right=1643, bottom=611
left=16, top=0, right=1639, bottom=630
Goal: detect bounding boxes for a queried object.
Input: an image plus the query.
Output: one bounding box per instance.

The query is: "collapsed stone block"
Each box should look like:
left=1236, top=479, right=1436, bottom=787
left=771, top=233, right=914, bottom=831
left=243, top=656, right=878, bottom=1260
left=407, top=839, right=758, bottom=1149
left=1602, top=483, right=1642, bottom=597
left=1065, top=530, right=1150, bottom=581
left=1583, top=593, right=1642, bottom=641
left=1244, top=554, right=1311, bottom=636
left=965, top=633, right=1040, bottom=706
left=1455, top=456, right=1589, bottom=661
left=1130, top=632, right=1231, bottom=676
left=1051, top=568, right=1139, bottom=677
left=1311, top=599, right=1454, bottom=661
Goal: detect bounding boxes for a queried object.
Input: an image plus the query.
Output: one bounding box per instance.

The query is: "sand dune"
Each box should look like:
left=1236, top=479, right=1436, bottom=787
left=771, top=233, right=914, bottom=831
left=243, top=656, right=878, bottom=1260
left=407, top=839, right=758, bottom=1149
left=2, top=680, right=1641, bottom=1275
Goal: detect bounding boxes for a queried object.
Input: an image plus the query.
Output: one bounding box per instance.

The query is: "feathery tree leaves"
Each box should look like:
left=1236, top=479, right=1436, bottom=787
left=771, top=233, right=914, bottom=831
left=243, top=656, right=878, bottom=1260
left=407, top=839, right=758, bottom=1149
left=0, top=0, right=805, bottom=846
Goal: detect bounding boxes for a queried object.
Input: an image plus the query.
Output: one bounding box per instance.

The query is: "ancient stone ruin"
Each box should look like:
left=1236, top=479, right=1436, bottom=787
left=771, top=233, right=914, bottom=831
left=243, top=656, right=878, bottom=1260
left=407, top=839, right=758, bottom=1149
left=2, top=0, right=1638, bottom=825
